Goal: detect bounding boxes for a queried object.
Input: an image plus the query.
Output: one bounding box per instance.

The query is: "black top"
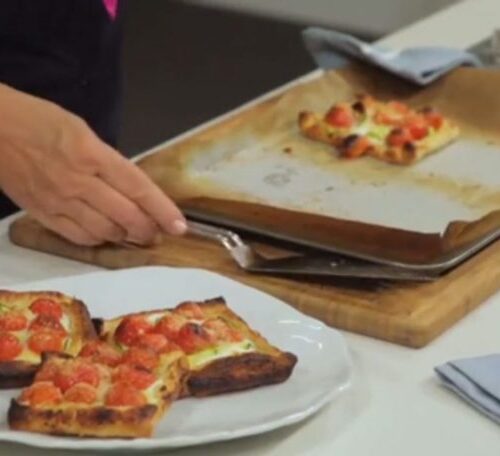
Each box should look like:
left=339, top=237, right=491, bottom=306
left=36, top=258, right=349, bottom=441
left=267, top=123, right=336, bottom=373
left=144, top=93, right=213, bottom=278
left=0, top=0, right=123, bottom=217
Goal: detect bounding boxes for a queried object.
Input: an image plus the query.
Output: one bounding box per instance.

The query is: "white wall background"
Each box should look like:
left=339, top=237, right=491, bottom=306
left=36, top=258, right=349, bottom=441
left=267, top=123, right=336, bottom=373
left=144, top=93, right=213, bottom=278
left=184, top=0, right=460, bottom=36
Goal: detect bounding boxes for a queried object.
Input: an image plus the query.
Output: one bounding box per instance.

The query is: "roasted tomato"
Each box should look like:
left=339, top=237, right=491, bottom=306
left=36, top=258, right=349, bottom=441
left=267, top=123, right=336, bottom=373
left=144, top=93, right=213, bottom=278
left=325, top=104, right=354, bottom=128
left=0, top=312, right=28, bottom=331
left=408, top=124, right=428, bottom=140
left=30, top=298, right=63, bottom=319
left=115, top=315, right=153, bottom=347
left=387, top=100, right=410, bottom=114
left=174, top=302, right=204, bottom=320
left=29, top=314, right=67, bottom=335
left=134, top=332, right=182, bottom=355
left=175, top=323, right=214, bottom=354
left=161, top=340, right=183, bottom=354
left=34, top=360, right=60, bottom=382
left=401, top=113, right=429, bottom=141
left=28, top=330, right=65, bottom=354
left=423, top=110, right=444, bottom=130
left=134, top=333, right=168, bottom=352
left=64, top=383, right=98, bottom=404
left=374, top=110, right=401, bottom=126
left=203, top=318, right=244, bottom=343
left=20, top=381, right=62, bottom=406
left=105, top=383, right=146, bottom=407
left=0, top=332, right=22, bottom=361
left=73, top=362, right=100, bottom=387
left=386, top=128, right=413, bottom=147
left=112, top=364, right=156, bottom=390
left=154, top=313, right=186, bottom=340
left=121, top=347, right=159, bottom=371
left=79, top=340, right=122, bottom=367
left=341, top=135, right=372, bottom=158
left=53, top=360, right=100, bottom=392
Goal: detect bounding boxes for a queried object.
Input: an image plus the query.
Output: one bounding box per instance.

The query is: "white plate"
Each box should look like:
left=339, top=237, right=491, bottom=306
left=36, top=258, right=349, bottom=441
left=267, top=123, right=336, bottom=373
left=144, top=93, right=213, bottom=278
left=0, top=267, right=352, bottom=452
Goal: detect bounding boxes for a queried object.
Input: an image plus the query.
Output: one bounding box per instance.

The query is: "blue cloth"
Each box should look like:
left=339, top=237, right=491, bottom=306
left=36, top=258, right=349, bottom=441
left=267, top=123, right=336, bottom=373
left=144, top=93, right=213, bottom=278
left=435, top=354, right=500, bottom=424
left=302, top=27, right=481, bottom=85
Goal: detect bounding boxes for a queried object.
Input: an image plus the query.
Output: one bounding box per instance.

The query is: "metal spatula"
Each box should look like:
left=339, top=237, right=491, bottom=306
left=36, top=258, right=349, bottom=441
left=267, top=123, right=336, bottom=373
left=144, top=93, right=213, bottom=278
left=187, top=220, right=439, bottom=282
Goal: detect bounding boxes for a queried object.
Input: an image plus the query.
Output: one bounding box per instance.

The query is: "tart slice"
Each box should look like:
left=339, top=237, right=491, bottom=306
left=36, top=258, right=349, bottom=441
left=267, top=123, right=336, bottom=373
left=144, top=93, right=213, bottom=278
left=298, top=94, right=459, bottom=165
left=94, top=297, right=298, bottom=397
left=8, top=348, right=188, bottom=438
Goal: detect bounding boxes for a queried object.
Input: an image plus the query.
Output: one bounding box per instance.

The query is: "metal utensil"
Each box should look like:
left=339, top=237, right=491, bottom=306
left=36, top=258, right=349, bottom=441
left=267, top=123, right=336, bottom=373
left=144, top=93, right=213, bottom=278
left=187, top=220, right=439, bottom=281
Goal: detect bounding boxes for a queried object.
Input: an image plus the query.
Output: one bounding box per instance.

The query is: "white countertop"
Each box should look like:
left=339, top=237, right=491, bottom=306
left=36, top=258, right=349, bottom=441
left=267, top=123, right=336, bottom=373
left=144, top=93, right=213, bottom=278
left=187, top=0, right=458, bottom=36
left=1, top=0, right=499, bottom=454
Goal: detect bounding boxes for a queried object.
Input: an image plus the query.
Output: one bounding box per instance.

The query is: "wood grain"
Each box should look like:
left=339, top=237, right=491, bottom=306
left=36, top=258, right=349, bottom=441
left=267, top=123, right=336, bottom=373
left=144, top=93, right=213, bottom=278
left=9, top=216, right=500, bottom=348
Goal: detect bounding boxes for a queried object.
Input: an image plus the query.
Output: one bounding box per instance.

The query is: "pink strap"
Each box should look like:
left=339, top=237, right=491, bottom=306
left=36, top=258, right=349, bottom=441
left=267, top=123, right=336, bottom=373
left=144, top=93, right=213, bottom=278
left=103, top=0, right=118, bottom=19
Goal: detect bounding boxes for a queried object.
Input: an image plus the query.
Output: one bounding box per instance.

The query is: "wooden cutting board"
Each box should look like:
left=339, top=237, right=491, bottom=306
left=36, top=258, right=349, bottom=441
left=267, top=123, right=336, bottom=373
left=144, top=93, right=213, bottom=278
left=9, top=216, right=500, bottom=348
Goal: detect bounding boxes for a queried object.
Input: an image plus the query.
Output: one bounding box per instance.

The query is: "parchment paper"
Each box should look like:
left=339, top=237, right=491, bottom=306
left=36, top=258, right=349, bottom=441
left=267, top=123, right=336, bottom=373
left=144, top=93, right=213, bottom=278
left=139, top=64, right=500, bottom=266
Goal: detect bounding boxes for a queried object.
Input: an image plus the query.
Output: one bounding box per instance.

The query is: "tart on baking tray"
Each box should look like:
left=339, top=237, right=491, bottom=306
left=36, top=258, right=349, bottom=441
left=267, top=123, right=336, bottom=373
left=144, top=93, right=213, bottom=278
left=298, top=94, right=459, bottom=165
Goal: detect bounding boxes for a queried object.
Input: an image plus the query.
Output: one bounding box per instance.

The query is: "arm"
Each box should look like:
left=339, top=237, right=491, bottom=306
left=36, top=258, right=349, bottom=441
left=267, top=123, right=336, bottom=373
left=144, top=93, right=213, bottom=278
left=0, top=84, right=186, bottom=246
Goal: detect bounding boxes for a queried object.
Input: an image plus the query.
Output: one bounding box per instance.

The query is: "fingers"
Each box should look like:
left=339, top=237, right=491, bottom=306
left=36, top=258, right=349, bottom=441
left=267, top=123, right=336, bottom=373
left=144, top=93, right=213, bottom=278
left=15, top=161, right=164, bottom=246
left=97, top=145, right=187, bottom=236
left=32, top=200, right=126, bottom=246
left=33, top=212, right=101, bottom=247
left=79, top=175, right=159, bottom=245
left=27, top=161, right=160, bottom=245
left=62, top=200, right=126, bottom=244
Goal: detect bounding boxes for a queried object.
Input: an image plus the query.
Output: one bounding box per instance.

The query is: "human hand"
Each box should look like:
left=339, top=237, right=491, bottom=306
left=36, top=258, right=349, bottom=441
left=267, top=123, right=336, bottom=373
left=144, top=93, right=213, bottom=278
left=0, top=84, right=186, bottom=246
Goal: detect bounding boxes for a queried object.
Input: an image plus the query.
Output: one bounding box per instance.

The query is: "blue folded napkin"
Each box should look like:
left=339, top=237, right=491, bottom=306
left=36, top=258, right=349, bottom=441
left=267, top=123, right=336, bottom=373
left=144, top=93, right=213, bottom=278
left=435, top=354, right=500, bottom=424
left=302, top=27, right=481, bottom=85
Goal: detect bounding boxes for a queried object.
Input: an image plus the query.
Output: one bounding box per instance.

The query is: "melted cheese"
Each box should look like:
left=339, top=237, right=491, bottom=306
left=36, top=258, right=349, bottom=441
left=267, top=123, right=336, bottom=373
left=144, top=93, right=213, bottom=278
left=144, top=311, right=204, bottom=327
left=143, top=379, right=163, bottom=404
left=16, top=347, right=41, bottom=364
left=11, top=328, right=40, bottom=364
left=60, top=314, right=71, bottom=332
left=354, top=119, right=391, bottom=145
left=9, top=307, right=74, bottom=364
left=188, top=340, right=256, bottom=369
left=145, top=311, right=170, bottom=325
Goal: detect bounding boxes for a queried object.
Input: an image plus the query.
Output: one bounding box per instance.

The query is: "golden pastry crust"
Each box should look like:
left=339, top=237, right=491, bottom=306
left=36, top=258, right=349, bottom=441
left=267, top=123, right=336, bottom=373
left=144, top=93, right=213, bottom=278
left=8, top=401, right=161, bottom=439
left=0, top=361, right=38, bottom=389
left=186, top=351, right=297, bottom=398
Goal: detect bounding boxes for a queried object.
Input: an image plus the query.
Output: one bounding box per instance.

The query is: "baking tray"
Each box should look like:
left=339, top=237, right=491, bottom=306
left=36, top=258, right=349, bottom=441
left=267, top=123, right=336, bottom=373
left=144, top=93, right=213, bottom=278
left=138, top=64, right=500, bottom=272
